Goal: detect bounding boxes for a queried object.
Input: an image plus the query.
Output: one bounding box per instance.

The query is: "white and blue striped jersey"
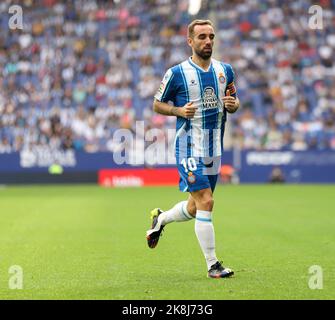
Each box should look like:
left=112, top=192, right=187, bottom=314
left=155, top=57, right=237, bottom=160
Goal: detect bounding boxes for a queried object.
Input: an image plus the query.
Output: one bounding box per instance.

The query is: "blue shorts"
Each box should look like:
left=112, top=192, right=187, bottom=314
left=177, top=157, right=220, bottom=193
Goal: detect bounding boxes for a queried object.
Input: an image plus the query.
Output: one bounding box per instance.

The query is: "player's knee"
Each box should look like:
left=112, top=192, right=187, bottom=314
left=187, top=202, right=197, bottom=217
left=201, top=197, right=214, bottom=211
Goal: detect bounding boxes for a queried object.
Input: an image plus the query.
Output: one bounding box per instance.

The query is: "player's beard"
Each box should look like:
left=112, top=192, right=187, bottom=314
left=196, top=46, right=212, bottom=60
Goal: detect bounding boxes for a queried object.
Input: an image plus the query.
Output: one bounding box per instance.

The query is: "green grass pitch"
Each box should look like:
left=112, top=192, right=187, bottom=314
left=0, top=184, right=334, bottom=300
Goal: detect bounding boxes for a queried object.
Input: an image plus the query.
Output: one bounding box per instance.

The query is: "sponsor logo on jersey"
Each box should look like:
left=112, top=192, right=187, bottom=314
left=202, top=87, right=221, bottom=110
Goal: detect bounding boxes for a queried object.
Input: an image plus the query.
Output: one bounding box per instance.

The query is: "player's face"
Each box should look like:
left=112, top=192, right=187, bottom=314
left=189, top=24, right=215, bottom=60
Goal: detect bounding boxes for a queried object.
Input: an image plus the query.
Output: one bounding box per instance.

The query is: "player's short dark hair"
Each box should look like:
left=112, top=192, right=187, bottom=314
left=187, top=19, right=214, bottom=38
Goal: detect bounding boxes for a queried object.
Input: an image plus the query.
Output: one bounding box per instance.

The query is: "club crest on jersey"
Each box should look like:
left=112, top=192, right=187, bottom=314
left=202, top=87, right=219, bottom=110
left=187, top=172, right=196, bottom=184
left=218, top=72, right=226, bottom=84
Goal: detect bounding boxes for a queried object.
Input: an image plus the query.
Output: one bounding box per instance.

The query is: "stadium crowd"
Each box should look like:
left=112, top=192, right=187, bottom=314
left=0, top=0, right=334, bottom=154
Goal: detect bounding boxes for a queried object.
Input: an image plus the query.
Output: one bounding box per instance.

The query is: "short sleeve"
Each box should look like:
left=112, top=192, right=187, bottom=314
left=154, top=68, right=176, bottom=103
left=224, top=64, right=237, bottom=98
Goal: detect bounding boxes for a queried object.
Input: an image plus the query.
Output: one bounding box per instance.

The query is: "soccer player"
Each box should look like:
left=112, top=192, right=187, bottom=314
left=146, top=19, right=240, bottom=278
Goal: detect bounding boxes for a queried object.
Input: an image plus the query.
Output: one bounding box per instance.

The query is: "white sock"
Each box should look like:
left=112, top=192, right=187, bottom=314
left=194, top=210, right=218, bottom=270
left=158, top=201, right=194, bottom=226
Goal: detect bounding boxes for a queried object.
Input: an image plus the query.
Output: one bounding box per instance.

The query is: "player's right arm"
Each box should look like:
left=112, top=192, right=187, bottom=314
left=153, top=99, right=197, bottom=119
left=153, top=68, right=197, bottom=119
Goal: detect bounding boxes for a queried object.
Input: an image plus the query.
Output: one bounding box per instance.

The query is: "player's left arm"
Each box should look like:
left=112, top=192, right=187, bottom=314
left=223, top=89, right=240, bottom=113
left=222, top=64, right=240, bottom=114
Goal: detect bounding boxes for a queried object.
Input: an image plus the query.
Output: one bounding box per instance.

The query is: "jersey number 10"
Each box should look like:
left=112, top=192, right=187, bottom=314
left=181, top=158, right=198, bottom=173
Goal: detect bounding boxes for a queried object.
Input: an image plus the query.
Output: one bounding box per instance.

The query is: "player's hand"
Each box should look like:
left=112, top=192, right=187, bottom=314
left=179, top=102, right=198, bottom=119
left=223, top=90, right=239, bottom=113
